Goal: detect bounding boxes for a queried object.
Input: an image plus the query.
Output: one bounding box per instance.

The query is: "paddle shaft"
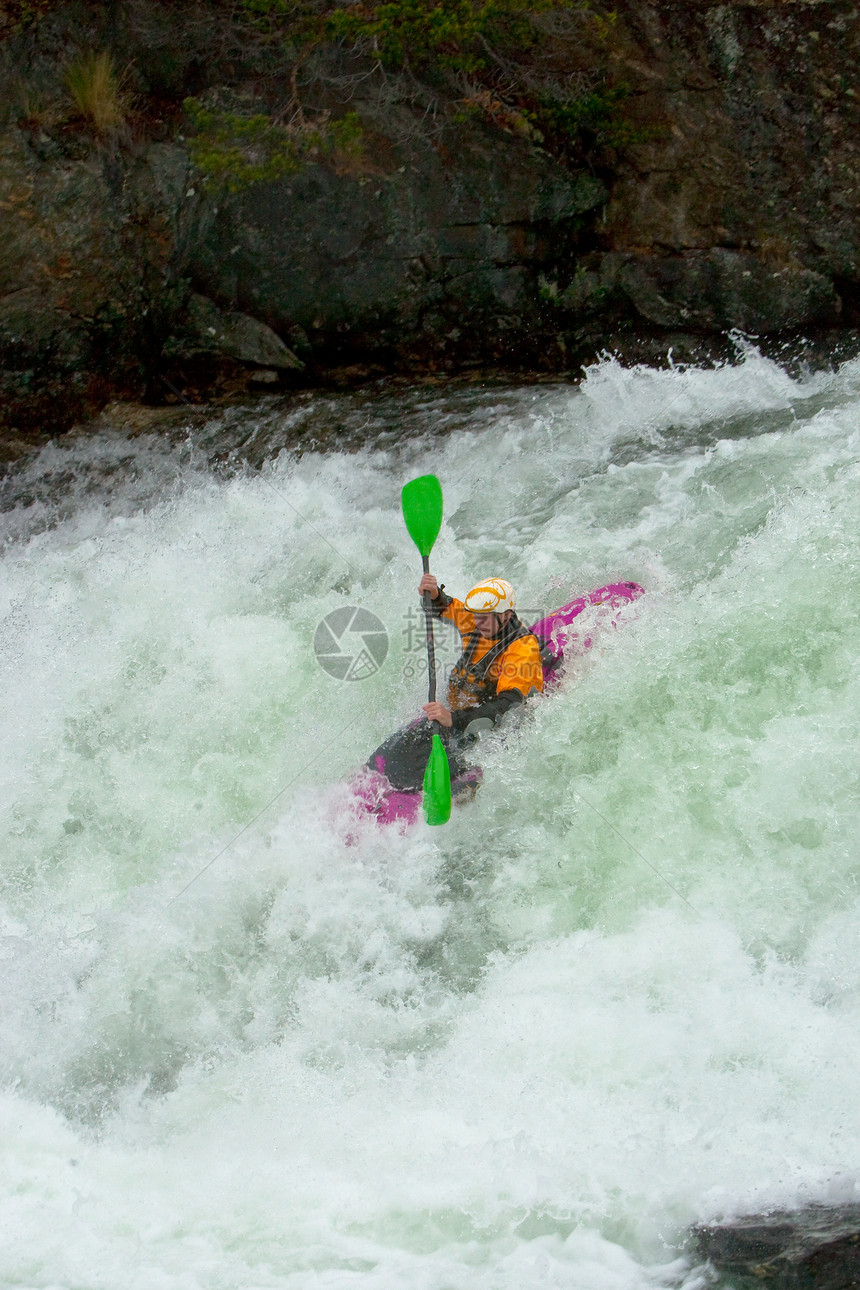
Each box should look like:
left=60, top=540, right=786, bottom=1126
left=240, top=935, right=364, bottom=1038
left=422, top=555, right=438, bottom=703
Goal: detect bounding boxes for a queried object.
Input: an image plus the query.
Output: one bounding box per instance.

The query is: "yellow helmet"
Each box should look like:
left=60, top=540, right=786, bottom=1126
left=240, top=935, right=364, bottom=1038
left=464, top=578, right=516, bottom=615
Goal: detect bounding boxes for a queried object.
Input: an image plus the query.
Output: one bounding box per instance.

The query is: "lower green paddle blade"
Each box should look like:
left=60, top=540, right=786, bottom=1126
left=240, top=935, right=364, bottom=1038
left=401, top=474, right=443, bottom=559
left=423, top=733, right=452, bottom=826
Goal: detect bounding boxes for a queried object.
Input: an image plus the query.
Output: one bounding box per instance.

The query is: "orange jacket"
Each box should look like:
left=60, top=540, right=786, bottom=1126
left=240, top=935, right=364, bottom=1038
left=440, top=598, right=544, bottom=712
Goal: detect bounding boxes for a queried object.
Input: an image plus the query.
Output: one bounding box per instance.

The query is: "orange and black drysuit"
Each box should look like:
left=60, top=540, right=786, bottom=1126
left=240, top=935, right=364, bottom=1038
left=366, top=588, right=544, bottom=792
left=431, top=589, right=544, bottom=734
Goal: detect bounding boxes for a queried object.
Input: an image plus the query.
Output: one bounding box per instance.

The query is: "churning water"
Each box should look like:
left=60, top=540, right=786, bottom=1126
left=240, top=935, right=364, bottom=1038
left=2, top=340, right=860, bottom=1289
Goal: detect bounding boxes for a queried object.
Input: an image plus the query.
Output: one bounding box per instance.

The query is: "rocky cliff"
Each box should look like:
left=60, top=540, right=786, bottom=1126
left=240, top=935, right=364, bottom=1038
left=0, top=0, right=858, bottom=448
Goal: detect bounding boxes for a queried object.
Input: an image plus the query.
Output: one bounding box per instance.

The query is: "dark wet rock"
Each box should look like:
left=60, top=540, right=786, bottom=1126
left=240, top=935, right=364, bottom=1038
left=695, top=1204, right=860, bottom=1290
left=187, top=124, right=606, bottom=368
left=590, top=251, right=841, bottom=333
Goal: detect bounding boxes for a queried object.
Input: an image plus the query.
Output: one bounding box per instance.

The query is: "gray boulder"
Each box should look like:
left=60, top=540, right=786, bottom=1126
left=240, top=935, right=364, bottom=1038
left=181, top=293, right=304, bottom=370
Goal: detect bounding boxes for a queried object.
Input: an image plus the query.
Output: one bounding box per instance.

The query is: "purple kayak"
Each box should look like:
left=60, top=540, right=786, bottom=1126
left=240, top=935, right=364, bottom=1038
left=350, top=580, right=645, bottom=828
left=530, top=580, right=645, bottom=690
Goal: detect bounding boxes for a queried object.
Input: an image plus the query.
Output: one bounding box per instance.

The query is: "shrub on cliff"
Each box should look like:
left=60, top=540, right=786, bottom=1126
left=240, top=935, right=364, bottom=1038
left=178, top=0, right=642, bottom=189
left=183, top=97, right=363, bottom=190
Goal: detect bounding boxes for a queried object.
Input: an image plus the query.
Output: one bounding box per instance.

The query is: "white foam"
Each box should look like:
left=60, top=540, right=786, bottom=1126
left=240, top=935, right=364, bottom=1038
left=1, top=345, right=859, bottom=1287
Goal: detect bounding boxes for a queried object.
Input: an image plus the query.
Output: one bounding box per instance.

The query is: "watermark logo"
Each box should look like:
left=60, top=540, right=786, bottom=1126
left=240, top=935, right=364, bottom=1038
left=314, top=606, right=389, bottom=681
left=315, top=601, right=557, bottom=682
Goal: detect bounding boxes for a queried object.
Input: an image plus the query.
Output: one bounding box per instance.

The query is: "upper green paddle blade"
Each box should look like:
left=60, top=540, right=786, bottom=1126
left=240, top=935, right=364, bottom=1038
left=422, top=732, right=452, bottom=826
left=401, top=474, right=443, bottom=558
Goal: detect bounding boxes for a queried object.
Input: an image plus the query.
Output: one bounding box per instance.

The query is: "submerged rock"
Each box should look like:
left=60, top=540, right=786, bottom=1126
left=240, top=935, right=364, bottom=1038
left=695, top=1204, right=860, bottom=1290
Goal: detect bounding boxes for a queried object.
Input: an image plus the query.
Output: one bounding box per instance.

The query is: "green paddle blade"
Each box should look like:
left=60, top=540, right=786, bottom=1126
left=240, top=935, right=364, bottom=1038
left=401, top=474, right=443, bottom=558
left=423, top=733, right=452, bottom=826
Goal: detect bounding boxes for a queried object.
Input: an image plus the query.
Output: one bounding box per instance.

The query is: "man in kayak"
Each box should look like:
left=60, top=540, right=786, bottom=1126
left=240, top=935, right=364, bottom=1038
left=418, top=573, right=543, bottom=731
left=366, top=575, right=544, bottom=794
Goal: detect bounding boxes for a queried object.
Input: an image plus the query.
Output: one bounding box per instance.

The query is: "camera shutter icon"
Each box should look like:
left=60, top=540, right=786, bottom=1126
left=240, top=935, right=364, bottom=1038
left=314, top=606, right=389, bottom=681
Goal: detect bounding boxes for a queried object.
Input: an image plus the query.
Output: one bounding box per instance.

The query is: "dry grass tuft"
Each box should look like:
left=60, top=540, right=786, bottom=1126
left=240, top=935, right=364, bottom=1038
left=64, top=51, right=127, bottom=134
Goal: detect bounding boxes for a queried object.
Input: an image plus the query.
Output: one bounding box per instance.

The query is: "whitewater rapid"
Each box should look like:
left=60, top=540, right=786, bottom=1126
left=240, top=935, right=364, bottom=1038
left=2, top=341, right=859, bottom=1288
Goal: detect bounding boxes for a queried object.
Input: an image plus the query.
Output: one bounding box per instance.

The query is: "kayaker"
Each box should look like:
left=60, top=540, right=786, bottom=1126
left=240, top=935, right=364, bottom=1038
left=417, top=573, right=543, bottom=731
left=366, top=575, right=543, bottom=793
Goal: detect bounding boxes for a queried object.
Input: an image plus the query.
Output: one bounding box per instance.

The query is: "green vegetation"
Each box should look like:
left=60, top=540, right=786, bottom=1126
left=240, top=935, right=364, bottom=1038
left=320, top=0, right=571, bottom=74
left=184, top=101, right=362, bottom=191
left=533, top=83, right=656, bottom=151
